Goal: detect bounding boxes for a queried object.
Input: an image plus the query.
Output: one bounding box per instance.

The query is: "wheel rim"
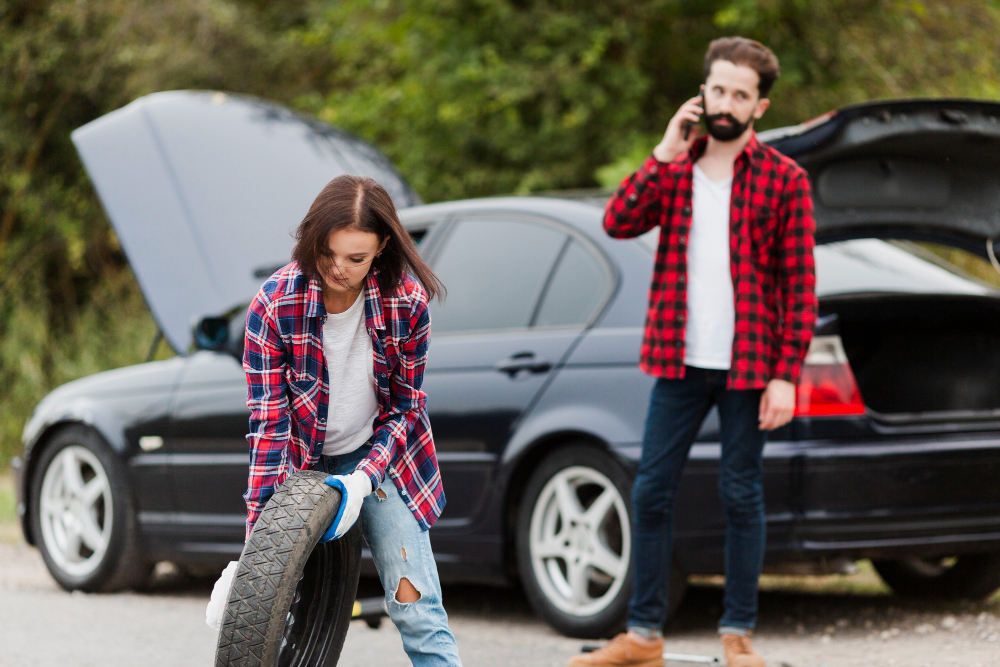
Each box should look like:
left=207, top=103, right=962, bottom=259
left=528, top=465, right=630, bottom=617
left=38, top=445, right=113, bottom=578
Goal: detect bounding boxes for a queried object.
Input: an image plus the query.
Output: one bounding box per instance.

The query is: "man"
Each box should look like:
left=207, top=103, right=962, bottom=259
left=568, top=37, right=816, bottom=667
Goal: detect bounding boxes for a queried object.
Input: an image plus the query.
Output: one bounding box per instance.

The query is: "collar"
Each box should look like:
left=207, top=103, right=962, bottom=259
left=687, top=130, right=763, bottom=167
left=304, top=266, right=385, bottom=331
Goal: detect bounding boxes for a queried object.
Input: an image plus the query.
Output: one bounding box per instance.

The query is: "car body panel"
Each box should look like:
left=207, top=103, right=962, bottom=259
left=72, top=90, right=419, bottom=352
left=759, top=99, right=1000, bottom=252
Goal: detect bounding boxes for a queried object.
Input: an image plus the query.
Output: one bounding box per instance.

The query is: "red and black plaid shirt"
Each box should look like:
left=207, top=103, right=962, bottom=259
left=243, top=263, right=444, bottom=537
left=604, top=133, right=817, bottom=390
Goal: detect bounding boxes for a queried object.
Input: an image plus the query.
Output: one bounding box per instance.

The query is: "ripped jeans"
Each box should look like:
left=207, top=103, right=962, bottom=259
left=321, top=444, right=462, bottom=667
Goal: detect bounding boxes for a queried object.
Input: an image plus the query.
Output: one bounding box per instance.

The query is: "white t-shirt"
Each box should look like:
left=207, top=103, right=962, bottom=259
left=320, top=291, right=380, bottom=456
left=683, top=164, right=736, bottom=370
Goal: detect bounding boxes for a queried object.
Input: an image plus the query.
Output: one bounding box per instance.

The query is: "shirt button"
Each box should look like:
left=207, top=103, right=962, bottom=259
left=649, top=164, right=658, bottom=173
left=678, top=275, right=686, bottom=284
left=678, top=236, right=686, bottom=245
left=682, top=205, right=691, bottom=216
left=628, top=193, right=638, bottom=202
left=318, top=418, right=326, bottom=424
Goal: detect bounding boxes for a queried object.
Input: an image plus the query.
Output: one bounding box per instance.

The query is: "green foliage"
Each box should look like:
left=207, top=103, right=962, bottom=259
left=1, top=0, right=1000, bottom=465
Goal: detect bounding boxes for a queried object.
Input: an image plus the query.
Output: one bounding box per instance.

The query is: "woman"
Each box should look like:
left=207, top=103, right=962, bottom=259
left=213, top=174, right=460, bottom=666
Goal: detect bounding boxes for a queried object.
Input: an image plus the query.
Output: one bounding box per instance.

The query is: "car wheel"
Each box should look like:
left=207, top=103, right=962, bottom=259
left=29, top=425, right=151, bottom=592
left=215, top=470, right=362, bottom=667
left=873, top=554, right=1000, bottom=600
left=516, top=446, right=686, bottom=638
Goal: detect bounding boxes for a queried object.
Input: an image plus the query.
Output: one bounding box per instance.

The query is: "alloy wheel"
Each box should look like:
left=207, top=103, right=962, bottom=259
left=528, top=465, right=630, bottom=617
left=38, top=445, right=113, bottom=578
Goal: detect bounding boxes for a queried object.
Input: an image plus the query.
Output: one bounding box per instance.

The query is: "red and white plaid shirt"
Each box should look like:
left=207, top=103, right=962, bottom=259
left=604, top=133, right=817, bottom=389
left=242, top=263, right=444, bottom=537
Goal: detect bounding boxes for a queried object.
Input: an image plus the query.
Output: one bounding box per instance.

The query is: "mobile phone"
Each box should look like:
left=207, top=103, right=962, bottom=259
left=682, top=89, right=706, bottom=140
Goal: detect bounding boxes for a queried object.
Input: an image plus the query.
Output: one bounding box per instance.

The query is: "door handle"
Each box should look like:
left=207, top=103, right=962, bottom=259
left=494, top=352, right=553, bottom=377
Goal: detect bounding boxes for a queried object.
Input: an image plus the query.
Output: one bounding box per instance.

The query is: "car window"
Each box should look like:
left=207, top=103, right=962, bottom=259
left=431, top=217, right=567, bottom=333
left=533, top=240, right=610, bottom=327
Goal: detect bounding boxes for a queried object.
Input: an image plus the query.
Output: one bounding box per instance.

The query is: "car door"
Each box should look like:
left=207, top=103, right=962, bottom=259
left=423, top=213, right=592, bottom=530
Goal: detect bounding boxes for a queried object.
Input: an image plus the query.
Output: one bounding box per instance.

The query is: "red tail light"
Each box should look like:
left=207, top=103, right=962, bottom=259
left=795, top=335, right=866, bottom=417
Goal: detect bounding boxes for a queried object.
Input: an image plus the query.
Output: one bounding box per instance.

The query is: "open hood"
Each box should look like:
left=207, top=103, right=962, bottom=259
left=72, top=91, right=420, bottom=352
left=760, top=99, right=1000, bottom=257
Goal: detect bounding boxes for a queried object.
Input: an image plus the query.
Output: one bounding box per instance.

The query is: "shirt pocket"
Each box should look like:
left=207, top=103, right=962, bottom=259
left=748, top=203, right=778, bottom=260
left=286, top=370, right=320, bottom=415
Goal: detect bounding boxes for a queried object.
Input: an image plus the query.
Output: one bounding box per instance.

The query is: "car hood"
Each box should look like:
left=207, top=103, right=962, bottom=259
left=759, top=98, right=1000, bottom=256
left=72, top=90, right=420, bottom=352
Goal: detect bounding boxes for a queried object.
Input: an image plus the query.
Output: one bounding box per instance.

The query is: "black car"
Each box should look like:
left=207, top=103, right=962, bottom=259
left=13, top=93, right=1000, bottom=638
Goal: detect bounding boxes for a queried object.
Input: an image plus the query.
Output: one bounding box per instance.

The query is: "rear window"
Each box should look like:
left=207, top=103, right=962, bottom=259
left=816, top=239, right=1000, bottom=297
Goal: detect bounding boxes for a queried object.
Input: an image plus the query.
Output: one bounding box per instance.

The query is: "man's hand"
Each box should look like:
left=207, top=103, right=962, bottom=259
left=653, top=94, right=704, bottom=163
left=758, top=379, right=796, bottom=431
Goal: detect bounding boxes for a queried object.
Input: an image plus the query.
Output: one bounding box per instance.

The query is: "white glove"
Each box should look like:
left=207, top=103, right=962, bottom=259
left=205, top=560, right=238, bottom=631
left=320, top=470, right=373, bottom=541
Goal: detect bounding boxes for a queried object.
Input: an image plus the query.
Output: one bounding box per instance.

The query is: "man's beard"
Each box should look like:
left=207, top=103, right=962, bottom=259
left=705, top=112, right=752, bottom=142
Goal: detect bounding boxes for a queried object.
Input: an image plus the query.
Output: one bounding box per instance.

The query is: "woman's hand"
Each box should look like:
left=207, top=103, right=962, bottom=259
left=205, top=560, right=239, bottom=630
left=320, top=470, right=373, bottom=541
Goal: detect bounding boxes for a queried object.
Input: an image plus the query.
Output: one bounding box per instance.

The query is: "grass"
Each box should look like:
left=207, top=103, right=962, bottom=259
left=0, top=469, right=23, bottom=544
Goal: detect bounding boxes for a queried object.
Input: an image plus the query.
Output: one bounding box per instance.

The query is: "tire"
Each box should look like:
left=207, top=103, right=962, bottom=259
left=515, top=446, right=687, bottom=639
left=29, top=425, right=151, bottom=592
left=215, top=471, right=363, bottom=667
left=873, top=554, right=1000, bottom=600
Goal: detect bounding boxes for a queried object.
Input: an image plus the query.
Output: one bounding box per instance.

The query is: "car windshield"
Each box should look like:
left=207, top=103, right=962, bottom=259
left=636, top=230, right=1000, bottom=297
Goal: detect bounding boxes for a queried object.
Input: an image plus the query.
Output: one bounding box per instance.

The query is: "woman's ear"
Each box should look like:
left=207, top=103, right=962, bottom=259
left=378, top=236, right=389, bottom=255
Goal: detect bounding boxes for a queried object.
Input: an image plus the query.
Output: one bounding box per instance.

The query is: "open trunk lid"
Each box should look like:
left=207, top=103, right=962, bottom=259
left=72, top=90, right=420, bottom=352
left=760, top=98, right=1000, bottom=257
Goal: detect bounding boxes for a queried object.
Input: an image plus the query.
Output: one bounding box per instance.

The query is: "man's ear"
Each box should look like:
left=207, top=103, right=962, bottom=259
left=753, top=97, right=770, bottom=120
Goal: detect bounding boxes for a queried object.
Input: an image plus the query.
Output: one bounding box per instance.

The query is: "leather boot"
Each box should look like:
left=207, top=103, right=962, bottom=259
left=566, top=631, right=664, bottom=667
left=720, top=633, right=764, bottom=667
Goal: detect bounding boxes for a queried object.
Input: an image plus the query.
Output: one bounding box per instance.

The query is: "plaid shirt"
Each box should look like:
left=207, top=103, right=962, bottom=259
left=242, top=262, right=444, bottom=537
left=604, top=133, right=817, bottom=389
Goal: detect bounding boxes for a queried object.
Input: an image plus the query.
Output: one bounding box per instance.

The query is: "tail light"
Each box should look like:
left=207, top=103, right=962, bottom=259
left=794, top=335, right=865, bottom=417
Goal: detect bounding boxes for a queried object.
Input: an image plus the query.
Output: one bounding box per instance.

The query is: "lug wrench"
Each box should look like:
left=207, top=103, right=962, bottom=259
left=581, top=645, right=722, bottom=665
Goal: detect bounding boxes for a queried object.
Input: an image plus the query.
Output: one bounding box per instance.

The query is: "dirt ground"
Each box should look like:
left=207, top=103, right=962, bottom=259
left=1, top=533, right=997, bottom=667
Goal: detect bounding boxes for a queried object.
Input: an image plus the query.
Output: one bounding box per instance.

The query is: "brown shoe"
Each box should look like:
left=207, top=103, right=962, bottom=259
left=720, top=633, right=764, bottom=667
left=566, top=631, right=664, bottom=667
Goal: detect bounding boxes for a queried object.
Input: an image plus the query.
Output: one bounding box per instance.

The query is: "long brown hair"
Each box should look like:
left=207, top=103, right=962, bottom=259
left=292, top=175, right=445, bottom=301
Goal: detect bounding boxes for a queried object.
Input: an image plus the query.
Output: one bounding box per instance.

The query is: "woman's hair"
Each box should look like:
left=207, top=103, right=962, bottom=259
left=292, top=174, right=445, bottom=301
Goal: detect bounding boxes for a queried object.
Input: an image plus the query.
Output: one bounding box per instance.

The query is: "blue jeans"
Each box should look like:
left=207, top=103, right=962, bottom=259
left=627, top=367, right=767, bottom=635
left=321, top=445, right=462, bottom=667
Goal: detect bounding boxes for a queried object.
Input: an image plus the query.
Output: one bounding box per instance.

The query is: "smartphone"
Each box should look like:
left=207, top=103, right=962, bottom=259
left=682, top=89, right=706, bottom=140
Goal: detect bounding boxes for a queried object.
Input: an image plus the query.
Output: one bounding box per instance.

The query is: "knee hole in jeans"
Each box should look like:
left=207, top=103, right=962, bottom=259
left=395, top=576, right=421, bottom=603
left=376, top=488, right=387, bottom=500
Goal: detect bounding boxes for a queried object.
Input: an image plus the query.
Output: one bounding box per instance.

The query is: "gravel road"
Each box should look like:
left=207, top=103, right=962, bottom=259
left=1, top=540, right=997, bottom=667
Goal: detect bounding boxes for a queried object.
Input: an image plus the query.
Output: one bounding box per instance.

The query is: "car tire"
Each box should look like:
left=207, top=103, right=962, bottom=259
left=515, top=445, right=687, bottom=638
left=873, top=554, right=1000, bottom=600
left=29, top=425, right=151, bottom=592
left=215, top=470, right=363, bottom=667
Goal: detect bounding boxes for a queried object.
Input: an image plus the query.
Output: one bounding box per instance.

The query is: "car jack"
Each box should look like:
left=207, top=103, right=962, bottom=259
left=581, top=645, right=722, bottom=665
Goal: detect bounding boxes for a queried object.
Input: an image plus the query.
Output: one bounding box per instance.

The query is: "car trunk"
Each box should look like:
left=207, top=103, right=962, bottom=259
left=823, top=293, right=1000, bottom=424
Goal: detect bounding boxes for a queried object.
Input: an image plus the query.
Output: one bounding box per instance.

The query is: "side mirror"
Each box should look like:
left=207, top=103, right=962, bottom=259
left=194, top=316, right=230, bottom=351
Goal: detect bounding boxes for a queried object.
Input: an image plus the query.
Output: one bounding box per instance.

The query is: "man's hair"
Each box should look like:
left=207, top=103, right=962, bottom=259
left=703, top=36, right=780, bottom=98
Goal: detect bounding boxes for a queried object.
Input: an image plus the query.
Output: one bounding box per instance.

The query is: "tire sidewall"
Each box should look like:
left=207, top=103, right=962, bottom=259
left=29, top=425, right=134, bottom=592
left=515, top=445, right=634, bottom=639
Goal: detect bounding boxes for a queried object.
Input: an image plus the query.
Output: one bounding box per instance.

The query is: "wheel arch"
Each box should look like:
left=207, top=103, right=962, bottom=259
left=21, top=416, right=128, bottom=546
left=499, top=429, right=626, bottom=581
